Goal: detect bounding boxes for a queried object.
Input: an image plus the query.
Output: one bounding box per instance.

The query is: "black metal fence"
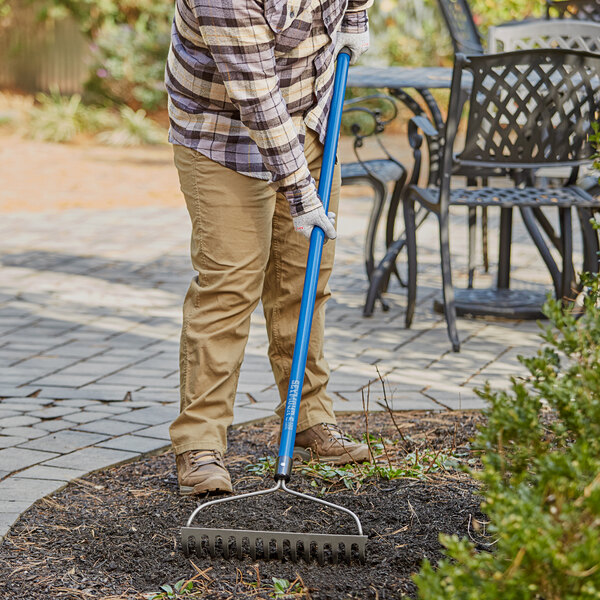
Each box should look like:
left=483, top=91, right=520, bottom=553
left=0, top=7, right=89, bottom=95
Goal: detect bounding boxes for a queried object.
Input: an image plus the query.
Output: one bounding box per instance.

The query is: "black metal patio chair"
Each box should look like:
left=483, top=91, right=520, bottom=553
left=340, top=95, right=407, bottom=292
left=435, top=0, right=496, bottom=282
left=487, top=18, right=600, bottom=198
left=403, top=49, right=600, bottom=351
left=547, top=0, right=600, bottom=21
left=436, top=0, right=484, bottom=55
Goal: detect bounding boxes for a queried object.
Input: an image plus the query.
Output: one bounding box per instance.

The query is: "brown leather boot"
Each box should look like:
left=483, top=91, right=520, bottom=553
left=175, top=449, right=232, bottom=495
left=293, top=423, right=372, bottom=465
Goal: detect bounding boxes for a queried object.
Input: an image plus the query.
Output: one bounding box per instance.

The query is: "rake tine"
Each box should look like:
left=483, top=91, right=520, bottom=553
left=302, top=541, right=310, bottom=563
left=332, top=544, right=339, bottom=565
left=236, top=536, right=243, bottom=560
left=277, top=539, right=284, bottom=561
left=208, top=535, right=216, bottom=558
left=344, top=543, right=351, bottom=563
left=222, top=536, right=230, bottom=559
left=358, top=543, right=366, bottom=564
left=317, top=544, right=325, bottom=566
left=290, top=541, right=297, bottom=563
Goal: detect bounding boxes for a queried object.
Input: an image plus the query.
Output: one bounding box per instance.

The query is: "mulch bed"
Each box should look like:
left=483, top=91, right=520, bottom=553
left=0, top=411, right=488, bottom=600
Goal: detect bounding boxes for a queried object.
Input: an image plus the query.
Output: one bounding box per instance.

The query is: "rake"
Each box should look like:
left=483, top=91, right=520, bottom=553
left=181, top=49, right=367, bottom=565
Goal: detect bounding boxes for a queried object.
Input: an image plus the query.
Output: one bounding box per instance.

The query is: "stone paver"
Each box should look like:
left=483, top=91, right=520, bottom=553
left=18, top=430, right=109, bottom=453
left=43, top=447, right=137, bottom=471
left=75, top=419, right=146, bottom=436
left=0, top=184, right=570, bottom=540
left=97, top=434, right=170, bottom=454
left=0, top=447, right=59, bottom=471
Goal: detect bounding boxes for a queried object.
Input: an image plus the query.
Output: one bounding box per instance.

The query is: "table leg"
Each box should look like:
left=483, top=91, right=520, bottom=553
left=559, top=207, right=575, bottom=302
left=497, top=207, right=513, bottom=289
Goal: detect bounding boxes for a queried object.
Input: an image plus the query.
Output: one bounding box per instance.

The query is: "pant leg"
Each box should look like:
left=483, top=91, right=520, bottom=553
left=261, top=129, right=341, bottom=432
left=170, top=144, right=275, bottom=455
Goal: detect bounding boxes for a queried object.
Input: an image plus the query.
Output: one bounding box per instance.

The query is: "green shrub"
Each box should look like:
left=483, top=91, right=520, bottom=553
left=414, top=277, right=600, bottom=599
left=25, top=90, right=165, bottom=145
left=95, top=105, right=166, bottom=146
left=29, top=0, right=172, bottom=110
left=26, top=89, right=117, bottom=142
left=367, top=0, right=542, bottom=68
left=84, top=10, right=171, bottom=110
left=26, top=0, right=544, bottom=110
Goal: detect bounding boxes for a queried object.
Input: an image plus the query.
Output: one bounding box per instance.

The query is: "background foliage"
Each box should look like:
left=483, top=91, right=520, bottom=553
left=3, top=0, right=546, bottom=110
left=366, top=0, right=542, bottom=67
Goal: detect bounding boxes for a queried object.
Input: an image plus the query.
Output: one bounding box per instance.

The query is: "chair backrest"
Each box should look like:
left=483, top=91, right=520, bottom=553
left=436, top=0, right=484, bottom=55
left=444, top=49, right=600, bottom=173
left=547, top=0, right=600, bottom=21
left=489, top=20, right=600, bottom=54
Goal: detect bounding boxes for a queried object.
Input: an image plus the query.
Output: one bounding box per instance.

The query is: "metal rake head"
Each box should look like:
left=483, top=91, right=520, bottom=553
left=181, top=526, right=366, bottom=564
left=180, top=480, right=367, bottom=564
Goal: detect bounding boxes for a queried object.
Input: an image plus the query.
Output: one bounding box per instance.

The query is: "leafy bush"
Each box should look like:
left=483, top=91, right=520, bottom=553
left=414, top=277, right=600, bottom=598
left=26, top=0, right=544, bottom=110
left=96, top=105, right=166, bottom=146
left=25, top=89, right=165, bottom=144
left=30, top=0, right=172, bottom=110
left=27, top=89, right=117, bottom=142
left=367, top=0, right=542, bottom=67
left=84, top=12, right=171, bottom=110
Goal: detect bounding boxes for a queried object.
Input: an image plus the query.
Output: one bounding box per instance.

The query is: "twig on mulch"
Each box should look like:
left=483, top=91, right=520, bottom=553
left=361, top=383, right=376, bottom=463
left=374, top=366, right=409, bottom=452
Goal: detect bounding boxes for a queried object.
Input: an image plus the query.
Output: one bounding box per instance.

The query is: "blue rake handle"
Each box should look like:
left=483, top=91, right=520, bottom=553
left=276, top=50, right=351, bottom=481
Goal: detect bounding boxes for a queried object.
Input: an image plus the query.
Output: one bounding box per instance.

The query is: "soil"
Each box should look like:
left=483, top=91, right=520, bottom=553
left=0, top=411, right=488, bottom=600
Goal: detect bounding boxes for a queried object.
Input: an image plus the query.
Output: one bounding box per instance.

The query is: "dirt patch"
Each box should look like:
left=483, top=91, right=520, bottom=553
left=0, top=411, right=488, bottom=599
left=0, top=131, right=407, bottom=213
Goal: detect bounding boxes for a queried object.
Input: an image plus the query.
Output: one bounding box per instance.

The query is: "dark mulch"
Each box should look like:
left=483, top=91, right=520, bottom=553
left=0, top=411, right=488, bottom=600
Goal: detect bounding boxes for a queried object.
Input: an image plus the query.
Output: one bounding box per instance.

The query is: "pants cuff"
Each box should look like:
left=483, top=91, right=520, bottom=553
left=295, top=414, right=337, bottom=434
left=171, top=441, right=226, bottom=456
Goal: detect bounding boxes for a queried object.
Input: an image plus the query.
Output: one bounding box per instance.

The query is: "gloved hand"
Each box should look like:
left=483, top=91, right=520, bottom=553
left=293, top=205, right=337, bottom=242
left=334, top=26, right=370, bottom=65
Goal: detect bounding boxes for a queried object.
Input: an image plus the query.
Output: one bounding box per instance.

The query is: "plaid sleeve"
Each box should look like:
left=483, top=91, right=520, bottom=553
left=341, top=9, right=369, bottom=33
left=191, top=0, right=320, bottom=216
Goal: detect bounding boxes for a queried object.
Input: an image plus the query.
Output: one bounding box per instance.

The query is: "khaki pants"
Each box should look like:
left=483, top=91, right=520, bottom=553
left=170, top=130, right=340, bottom=455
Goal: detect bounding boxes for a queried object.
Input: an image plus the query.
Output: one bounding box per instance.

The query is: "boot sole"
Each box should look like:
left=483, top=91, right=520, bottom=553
left=293, top=447, right=371, bottom=465
left=179, top=483, right=233, bottom=496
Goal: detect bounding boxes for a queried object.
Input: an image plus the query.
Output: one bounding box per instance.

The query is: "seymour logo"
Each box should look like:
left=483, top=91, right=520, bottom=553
left=284, top=379, right=301, bottom=431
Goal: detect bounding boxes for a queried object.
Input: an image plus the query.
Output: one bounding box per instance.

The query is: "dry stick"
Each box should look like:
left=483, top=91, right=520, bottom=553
left=361, top=383, right=375, bottom=463
left=374, top=366, right=409, bottom=450
left=423, top=446, right=443, bottom=476
left=380, top=435, right=394, bottom=470
left=253, top=562, right=261, bottom=591
left=296, top=571, right=312, bottom=600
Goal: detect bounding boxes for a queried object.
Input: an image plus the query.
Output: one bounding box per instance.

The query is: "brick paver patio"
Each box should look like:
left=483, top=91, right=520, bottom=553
left=0, top=161, right=563, bottom=539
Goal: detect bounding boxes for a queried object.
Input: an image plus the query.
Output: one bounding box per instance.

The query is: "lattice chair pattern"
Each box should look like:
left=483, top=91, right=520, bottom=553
left=547, top=0, right=600, bottom=21
left=434, top=0, right=496, bottom=283
left=488, top=18, right=600, bottom=204
left=340, top=95, right=407, bottom=293
left=404, top=49, right=600, bottom=351
left=436, top=0, right=484, bottom=55
left=489, top=20, right=600, bottom=53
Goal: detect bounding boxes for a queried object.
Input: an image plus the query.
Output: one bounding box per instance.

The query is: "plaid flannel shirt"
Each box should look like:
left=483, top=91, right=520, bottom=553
left=166, top=0, right=372, bottom=216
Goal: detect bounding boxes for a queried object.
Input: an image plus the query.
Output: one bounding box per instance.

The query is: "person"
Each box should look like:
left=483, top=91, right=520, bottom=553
left=165, top=0, right=373, bottom=496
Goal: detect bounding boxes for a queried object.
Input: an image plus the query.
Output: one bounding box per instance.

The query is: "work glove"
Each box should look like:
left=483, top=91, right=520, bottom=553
left=293, top=205, right=337, bottom=242
left=334, top=26, right=370, bottom=65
